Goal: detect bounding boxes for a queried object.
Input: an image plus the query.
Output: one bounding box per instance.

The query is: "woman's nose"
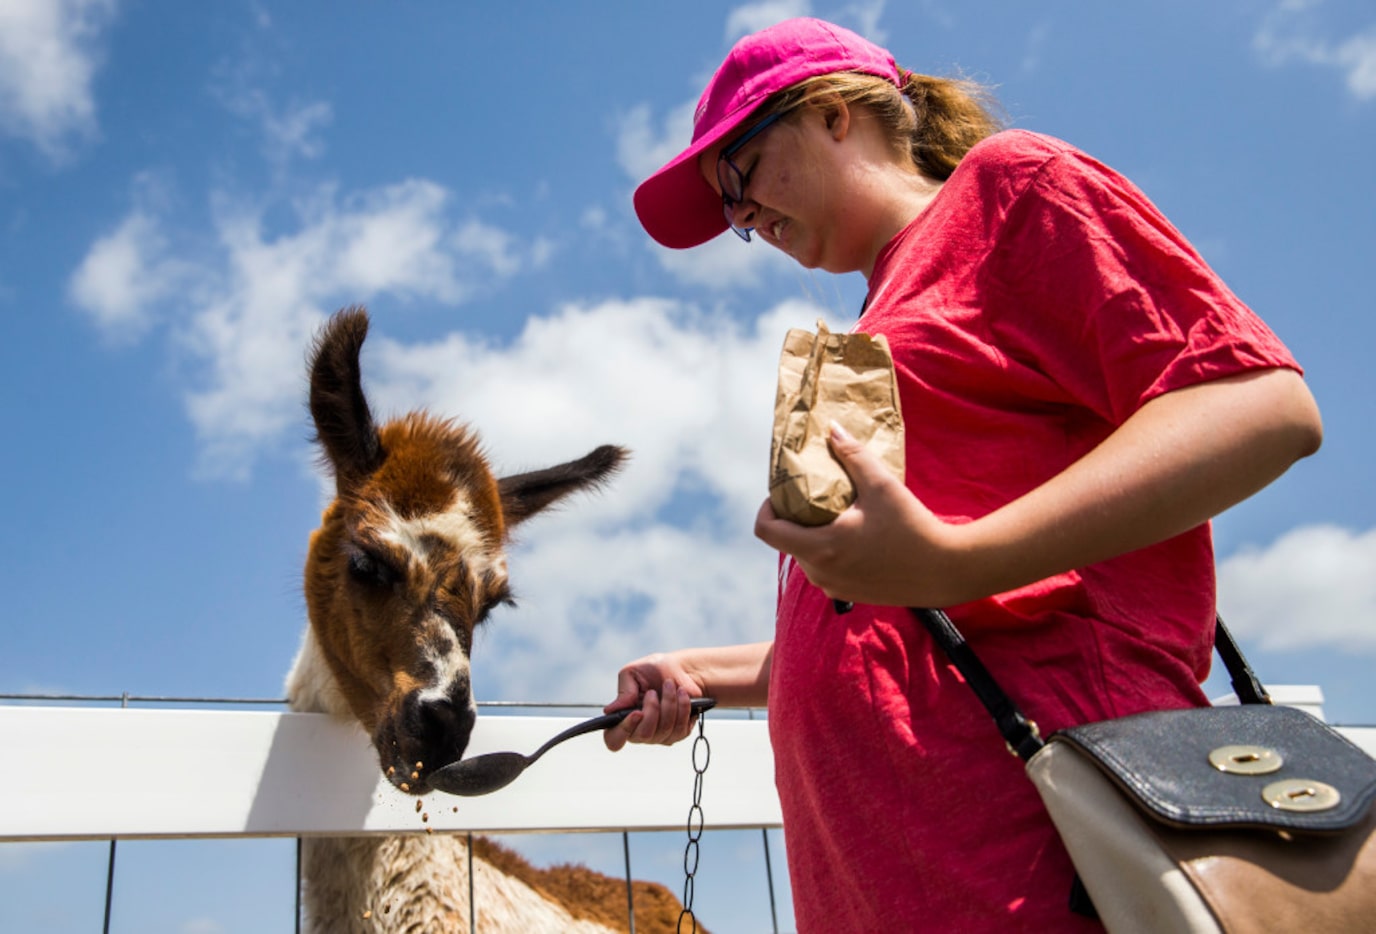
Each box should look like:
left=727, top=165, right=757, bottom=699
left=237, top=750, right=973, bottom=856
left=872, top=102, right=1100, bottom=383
left=728, top=198, right=759, bottom=232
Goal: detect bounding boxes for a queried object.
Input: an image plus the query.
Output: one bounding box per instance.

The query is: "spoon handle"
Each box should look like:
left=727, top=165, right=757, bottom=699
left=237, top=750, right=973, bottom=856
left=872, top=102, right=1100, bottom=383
left=530, top=697, right=716, bottom=761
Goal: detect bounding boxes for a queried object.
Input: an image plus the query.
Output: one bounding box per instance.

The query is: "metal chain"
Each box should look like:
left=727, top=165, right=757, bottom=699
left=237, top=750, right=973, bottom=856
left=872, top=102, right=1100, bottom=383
left=677, top=710, right=711, bottom=933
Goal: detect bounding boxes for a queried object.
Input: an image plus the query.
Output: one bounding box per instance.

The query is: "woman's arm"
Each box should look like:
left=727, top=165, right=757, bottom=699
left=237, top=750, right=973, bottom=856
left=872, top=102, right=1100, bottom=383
left=603, top=641, right=774, bottom=750
left=756, top=367, right=1322, bottom=608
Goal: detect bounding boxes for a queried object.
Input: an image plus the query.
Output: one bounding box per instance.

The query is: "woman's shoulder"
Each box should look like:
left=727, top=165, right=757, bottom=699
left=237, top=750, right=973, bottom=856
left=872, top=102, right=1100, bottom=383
left=939, top=129, right=1084, bottom=217
left=962, top=128, right=1080, bottom=174
left=951, top=129, right=1129, bottom=215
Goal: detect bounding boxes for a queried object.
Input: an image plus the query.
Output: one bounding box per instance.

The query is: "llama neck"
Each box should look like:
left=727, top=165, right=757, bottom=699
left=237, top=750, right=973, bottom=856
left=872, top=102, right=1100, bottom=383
left=285, top=625, right=352, bottom=717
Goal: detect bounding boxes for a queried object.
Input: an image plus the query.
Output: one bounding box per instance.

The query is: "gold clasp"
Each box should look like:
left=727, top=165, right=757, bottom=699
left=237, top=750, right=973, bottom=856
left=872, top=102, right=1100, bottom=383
left=1262, top=778, right=1341, bottom=812
left=1208, top=744, right=1283, bottom=775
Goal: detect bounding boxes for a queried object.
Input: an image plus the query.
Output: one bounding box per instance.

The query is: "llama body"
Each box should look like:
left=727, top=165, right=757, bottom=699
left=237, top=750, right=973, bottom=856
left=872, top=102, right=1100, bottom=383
left=287, top=307, right=686, bottom=933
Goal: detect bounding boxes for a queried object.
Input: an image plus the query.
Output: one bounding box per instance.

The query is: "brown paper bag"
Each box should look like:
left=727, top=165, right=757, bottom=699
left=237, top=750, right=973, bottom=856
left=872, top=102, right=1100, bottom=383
left=768, top=320, right=905, bottom=526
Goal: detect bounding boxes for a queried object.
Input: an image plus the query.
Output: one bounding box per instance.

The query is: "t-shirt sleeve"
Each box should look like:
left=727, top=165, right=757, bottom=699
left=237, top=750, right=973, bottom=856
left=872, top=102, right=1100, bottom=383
left=988, top=144, right=1300, bottom=425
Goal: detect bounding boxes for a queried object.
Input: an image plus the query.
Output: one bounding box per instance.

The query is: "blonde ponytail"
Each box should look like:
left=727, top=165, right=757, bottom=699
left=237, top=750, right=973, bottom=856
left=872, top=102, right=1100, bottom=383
left=901, top=72, right=1004, bottom=179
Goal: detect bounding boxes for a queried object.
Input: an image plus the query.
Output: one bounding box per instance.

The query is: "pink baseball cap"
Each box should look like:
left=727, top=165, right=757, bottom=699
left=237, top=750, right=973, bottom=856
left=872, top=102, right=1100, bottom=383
left=633, top=18, right=901, bottom=249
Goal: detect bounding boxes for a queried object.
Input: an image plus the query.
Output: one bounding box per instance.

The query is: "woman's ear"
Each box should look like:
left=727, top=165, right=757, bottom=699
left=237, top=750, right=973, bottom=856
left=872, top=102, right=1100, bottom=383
left=815, top=93, right=850, bottom=141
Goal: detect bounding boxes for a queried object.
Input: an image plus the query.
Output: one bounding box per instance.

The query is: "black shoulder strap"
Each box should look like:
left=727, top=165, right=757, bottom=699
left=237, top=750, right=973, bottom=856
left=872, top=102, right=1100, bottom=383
left=1213, top=613, right=1271, bottom=706
left=909, top=607, right=1046, bottom=760
left=909, top=608, right=1270, bottom=763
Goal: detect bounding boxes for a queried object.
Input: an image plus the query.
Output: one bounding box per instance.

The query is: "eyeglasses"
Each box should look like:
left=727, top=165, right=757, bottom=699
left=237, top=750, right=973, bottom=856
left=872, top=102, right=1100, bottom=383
left=717, top=110, right=787, bottom=242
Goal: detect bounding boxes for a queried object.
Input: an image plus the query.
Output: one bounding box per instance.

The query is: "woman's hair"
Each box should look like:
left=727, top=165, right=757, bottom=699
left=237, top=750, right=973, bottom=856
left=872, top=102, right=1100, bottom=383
left=763, top=70, right=1004, bottom=181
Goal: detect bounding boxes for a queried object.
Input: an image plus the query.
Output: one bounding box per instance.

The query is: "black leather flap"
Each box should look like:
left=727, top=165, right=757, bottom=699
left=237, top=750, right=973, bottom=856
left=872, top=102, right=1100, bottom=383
left=1052, top=705, right=1376, bottom=832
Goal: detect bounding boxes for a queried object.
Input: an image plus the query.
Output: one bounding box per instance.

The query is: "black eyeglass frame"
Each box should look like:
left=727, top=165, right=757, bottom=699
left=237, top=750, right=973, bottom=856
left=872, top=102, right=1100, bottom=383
left=716, top=110, right=788, bottom=241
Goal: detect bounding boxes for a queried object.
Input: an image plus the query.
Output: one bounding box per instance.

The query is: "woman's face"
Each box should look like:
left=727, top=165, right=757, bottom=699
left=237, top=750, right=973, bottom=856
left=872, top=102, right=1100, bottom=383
left=701, top=107, right=868, bottom=274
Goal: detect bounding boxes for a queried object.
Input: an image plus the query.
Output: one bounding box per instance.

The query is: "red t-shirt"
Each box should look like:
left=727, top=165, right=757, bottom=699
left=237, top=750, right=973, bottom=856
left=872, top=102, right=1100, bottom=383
left=768, top=130, right=1300, bottom=932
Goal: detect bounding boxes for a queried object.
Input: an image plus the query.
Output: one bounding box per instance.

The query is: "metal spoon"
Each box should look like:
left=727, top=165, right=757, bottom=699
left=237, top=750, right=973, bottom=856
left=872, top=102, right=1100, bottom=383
left=429, top=697, right=716, bottom=796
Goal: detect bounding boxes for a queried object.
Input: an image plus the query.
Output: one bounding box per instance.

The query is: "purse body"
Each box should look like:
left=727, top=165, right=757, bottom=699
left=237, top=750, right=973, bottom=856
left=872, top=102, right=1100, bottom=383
left=1027, top=704, right=1376, bottom=933
left=911, top=606, right=1376, bottom=933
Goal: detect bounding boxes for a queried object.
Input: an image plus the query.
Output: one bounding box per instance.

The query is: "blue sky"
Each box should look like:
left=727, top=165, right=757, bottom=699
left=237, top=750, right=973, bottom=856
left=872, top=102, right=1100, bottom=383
left=2, top=1, right=1374, bottom=931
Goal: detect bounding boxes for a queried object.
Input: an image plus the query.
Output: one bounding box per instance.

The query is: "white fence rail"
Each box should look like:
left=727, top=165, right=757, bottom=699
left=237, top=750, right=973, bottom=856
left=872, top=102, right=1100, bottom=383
left=2, top=692, right=1372, bottom=933
left=0, top=706, right=781, bottom=841
left=0, top=701, right=785, bottom=933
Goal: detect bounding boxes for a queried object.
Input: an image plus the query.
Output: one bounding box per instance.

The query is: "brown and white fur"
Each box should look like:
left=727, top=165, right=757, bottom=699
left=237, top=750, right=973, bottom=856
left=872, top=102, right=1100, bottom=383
left=286, top=306, right=686, bottom=932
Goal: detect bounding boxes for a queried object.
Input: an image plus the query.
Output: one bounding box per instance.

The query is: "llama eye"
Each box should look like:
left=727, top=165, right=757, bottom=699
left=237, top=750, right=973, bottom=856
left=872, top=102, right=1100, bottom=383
left=347, top=547, right=400, bottom=589
left=475, top=589, right=516, bottom=626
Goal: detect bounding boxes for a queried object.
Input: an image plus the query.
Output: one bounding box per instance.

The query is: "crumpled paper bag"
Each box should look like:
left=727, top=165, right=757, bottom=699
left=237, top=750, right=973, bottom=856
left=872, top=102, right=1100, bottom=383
left=768, top=320, right=905, bottom=526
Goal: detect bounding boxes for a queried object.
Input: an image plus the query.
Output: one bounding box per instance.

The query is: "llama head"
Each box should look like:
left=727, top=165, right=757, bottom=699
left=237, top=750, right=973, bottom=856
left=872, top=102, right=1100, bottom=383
left=301, top=306, right=626, bottom=793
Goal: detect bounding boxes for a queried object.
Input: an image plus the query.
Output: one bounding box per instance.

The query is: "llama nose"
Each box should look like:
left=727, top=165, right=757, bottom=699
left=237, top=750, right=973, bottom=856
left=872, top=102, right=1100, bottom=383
left=415, top=695, right=477, bottom=762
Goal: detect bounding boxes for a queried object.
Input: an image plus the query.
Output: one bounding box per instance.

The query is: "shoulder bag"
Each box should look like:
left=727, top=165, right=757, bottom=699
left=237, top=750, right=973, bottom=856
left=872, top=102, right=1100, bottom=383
left=910, top=607, right=1376, bottom=933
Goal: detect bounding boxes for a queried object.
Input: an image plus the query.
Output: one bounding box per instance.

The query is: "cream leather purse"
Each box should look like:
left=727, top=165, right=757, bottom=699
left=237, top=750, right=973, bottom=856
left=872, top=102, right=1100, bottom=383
left=912, top=607, right=1376, bottom=933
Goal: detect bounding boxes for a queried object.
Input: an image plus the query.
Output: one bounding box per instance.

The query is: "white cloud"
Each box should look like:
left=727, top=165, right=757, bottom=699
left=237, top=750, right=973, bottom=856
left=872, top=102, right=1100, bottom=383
left=580, top=206, right=608, bottom=230
left=1254, top=4, right=1376, bottom=101
left=262, top=99, right=333, bottom=163
left=320, top=180, right=476, bottom=299
left=480, top=520, right=780, bottom=703
left=725, top=1, right=813, bottom=42
left=725, top=2, right=891, bottom=47
left=68, top=211, right=179, bottom=342
left=368, top=296, right=840, bottom=519
left=615, top=100, right=697, bottom=186
left=1335, top=30, right=1376, bottom=98
left=0, top=0, right=115, bottom=160
left=64, top=173, right=541, bottom=479
left=353, top=296, right=849, bottom=701
left=45, top=55, right=554, bottom=479
left=451, top=217, right=524, bottom=279
left=66, top=160, right=828, bottom=493
left=176, top=179, right=523, bottom=479
left=1218, top=524, right=1376, bottom=652
left=211, top=66, right=335, bottom=171
left=842, top=0, right=890, bottom=43
left=208, top=25, right=334, bottom=173
left=655, top=228, right=798, bottom=290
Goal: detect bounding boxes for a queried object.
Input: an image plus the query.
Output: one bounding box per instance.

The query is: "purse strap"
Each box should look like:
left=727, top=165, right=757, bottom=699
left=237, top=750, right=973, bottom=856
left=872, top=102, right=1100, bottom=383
left=1213, top=613, right=1271, bottom=706
left=909, top=607, right=1272, bottom=763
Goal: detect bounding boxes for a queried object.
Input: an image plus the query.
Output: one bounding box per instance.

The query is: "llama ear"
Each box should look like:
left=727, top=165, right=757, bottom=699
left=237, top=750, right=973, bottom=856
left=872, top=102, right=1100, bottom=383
left=497, top=445, right=628, bottom=528
left=308, top=306, right=384, bottom=492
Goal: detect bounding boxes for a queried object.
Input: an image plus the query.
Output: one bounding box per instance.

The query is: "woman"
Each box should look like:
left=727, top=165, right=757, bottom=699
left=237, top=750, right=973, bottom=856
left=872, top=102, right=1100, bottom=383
left=604, top=17, right=1323, bottom=931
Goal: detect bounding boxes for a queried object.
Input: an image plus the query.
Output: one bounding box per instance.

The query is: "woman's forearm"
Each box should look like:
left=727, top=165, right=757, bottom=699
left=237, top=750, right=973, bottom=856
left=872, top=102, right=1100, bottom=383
left=674, top=641, right=774, bottom=707
left=603, top=641, right=774, bottom=751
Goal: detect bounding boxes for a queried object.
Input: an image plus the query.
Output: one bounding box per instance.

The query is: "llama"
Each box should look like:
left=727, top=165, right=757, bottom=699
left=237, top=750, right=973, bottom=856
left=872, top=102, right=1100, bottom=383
left=285, top=306, right=688, bottom=932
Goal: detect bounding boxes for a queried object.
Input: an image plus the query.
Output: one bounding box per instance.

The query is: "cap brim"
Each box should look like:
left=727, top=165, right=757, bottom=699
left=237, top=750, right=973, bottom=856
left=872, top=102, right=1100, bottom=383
left=633, top=110, right=755, bottom=250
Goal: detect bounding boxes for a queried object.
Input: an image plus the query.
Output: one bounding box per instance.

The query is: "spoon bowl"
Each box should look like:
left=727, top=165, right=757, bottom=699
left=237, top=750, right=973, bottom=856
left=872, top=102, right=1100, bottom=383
left=430, top=697, right=716, bottom=797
